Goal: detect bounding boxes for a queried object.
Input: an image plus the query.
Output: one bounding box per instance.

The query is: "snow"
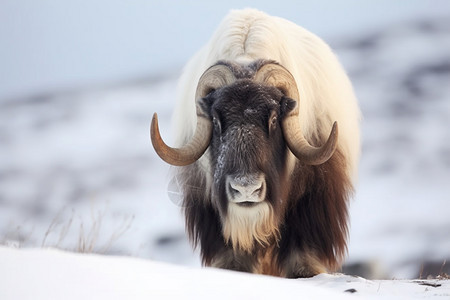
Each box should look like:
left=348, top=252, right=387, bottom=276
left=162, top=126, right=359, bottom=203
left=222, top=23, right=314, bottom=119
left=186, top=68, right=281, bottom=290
left=0, top=247, right=348, bottom=300
left=339, top=16, right=450, bottom=278
left=1, top=2, right=450, bottom=295
left=1, top=246, right=449, bottom=299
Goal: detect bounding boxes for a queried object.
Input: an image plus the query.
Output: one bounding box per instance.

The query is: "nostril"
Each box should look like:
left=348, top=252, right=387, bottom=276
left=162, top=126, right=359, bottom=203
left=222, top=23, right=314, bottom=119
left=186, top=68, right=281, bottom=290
left=228, top=183, right=241, bottom=197
left=251, top=181, right=265, bottom=197
left=252, top=187, right=262, bottom=197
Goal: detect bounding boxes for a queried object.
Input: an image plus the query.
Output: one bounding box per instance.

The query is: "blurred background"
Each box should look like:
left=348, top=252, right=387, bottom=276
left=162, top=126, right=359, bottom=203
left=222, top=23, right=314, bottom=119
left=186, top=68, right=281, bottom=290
left=1, top=0, right=449, bottom=279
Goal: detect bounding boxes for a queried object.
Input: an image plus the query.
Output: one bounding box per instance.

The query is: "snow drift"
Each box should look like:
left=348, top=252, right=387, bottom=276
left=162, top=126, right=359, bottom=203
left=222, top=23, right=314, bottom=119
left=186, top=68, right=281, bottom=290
left=1, top=247, right=449, bottom=299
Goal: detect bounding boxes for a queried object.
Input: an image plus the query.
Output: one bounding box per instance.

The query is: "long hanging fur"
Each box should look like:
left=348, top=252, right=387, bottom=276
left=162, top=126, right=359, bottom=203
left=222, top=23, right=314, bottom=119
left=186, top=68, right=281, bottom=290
left=277, top=149, right=352, bottom=276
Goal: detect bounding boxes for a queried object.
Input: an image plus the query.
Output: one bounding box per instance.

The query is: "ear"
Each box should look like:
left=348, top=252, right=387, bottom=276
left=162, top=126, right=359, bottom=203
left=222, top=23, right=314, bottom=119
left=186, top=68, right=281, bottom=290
left=199, top=95, right=222, bottom=134
left=198, top=94, right=214, bottom=116
left=280, top=96, right=297, bottom=116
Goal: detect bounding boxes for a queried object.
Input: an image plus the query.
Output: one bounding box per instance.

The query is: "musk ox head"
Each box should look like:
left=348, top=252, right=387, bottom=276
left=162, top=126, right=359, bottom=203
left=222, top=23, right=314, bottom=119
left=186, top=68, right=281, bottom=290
left=151, top=60, right=338, bottom=252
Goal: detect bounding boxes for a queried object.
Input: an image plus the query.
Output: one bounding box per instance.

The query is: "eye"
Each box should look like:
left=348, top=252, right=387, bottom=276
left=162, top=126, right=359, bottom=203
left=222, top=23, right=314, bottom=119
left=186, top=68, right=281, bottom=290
left=213, top=116, right=222, bottom=133
left=213, top=117, right=219, bottom=127
left=268, top=111, right=278, bottom=132
left=270, top=116, right=277, bottom=127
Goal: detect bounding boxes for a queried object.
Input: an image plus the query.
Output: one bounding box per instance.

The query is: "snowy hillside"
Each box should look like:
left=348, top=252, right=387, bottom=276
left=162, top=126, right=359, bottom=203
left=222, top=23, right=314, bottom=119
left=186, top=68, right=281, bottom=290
left=1, top=247, right=449, bottom=299
left=339, top=16, right=450, bottom=278
left=1, top=5, right=450, bottom=282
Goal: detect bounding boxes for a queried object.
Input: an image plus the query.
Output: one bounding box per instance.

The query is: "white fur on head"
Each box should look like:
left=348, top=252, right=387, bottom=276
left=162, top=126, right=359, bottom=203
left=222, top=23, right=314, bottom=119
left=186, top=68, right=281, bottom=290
left=222, top=202, right=280, bottom=253
left=172, top=8, right=360, bottom=192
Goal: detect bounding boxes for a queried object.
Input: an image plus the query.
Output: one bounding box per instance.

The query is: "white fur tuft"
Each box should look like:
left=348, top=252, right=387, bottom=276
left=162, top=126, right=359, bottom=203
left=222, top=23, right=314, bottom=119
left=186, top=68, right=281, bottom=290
left=222, top=202, right=280, bottom=253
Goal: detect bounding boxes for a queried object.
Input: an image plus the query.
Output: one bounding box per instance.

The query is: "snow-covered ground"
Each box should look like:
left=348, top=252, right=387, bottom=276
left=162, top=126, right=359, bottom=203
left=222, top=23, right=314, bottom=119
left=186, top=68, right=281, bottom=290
left=1, top=247, right=449, bottom=299
left=1, top=3, right=450, bottom=286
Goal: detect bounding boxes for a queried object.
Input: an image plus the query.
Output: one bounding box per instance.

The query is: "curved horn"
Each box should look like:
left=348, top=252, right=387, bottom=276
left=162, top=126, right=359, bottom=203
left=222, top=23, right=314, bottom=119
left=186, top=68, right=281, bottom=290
left=151, top=64, right=236, bottom=166
left=254, top=63, right=338, bottom=165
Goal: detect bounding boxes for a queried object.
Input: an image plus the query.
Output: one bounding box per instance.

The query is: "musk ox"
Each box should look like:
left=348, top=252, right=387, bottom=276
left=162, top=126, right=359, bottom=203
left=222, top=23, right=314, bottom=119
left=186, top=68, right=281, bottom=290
left=150, top=9, right=360, bottom=278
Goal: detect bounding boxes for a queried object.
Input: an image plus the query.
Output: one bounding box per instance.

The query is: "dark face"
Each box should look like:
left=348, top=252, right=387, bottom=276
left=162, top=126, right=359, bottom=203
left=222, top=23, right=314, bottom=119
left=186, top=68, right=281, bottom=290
left=200, top=79, right=291, bottom=216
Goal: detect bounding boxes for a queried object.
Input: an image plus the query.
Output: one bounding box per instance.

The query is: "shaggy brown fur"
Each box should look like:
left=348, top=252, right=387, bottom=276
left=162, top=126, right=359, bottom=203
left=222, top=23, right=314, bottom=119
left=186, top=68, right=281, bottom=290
left=181, top=148, right=351, bottom=278
left=179, top=61, right=352, bottom=278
